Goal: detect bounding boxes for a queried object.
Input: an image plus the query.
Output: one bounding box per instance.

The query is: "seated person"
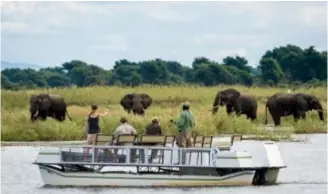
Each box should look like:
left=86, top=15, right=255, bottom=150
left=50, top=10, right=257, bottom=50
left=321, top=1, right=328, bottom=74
left=112, top=117, right=138, bottom=162
left=113, top=117, right=137, bottom=145
left=141, top=117, right=163, bottom=163
left=145, top=117, right=162, bottom=136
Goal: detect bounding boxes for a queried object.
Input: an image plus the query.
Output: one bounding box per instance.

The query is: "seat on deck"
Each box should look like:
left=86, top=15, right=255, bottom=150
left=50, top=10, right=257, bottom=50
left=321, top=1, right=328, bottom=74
left=114, top=135, right=137, bottom=162
left=96, top=133, right=114, bottom=145
left=138, top=135, right=167, bottom=163
left=164, top=135, right=176, bottom=147
left=94, top=134, right=115, bottom=162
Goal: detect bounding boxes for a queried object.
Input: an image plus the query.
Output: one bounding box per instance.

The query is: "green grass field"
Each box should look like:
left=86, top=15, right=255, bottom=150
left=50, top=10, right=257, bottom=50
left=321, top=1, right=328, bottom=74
left=1, top=85, right=327, bottom=141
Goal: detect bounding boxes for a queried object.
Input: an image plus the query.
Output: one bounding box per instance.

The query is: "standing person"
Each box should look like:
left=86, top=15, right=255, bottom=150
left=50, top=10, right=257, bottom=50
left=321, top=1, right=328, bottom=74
left=85, top=105, right=109, bottom=145
left=170, top=102, right=195, bottom=148
left=170, top=102, right=195, bottom=164
left=84, top=105, right=108, bottom=161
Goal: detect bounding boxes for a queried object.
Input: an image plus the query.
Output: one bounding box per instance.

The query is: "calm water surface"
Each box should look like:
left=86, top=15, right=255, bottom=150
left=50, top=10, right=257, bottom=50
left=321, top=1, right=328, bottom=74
left=1, top=134, right=327, bottom=194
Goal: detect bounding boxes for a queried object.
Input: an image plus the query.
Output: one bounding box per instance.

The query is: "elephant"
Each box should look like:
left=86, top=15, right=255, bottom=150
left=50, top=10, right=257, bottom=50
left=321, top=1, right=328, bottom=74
left=120, top=93, right=152, bottom=115
left=264, top=92, right=324, bottom=126
left=212, top=88, right=258, bottom=120
left=29, top=93, right=72, bottom=122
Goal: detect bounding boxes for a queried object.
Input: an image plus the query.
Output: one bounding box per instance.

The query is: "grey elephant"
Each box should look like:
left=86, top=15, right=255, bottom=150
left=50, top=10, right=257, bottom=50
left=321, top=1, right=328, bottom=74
left=212, top=88, right=258, bottom=120
left=29, top=93, right=72, bottom=122
left=120, top=93, right=152, bottom=115
left=265, top=92, right=324, bottom=126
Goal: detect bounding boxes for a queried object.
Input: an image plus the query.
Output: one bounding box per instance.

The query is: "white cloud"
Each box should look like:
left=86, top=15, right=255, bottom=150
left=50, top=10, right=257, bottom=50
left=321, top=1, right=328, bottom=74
left=194, top=33, right=268, bottom=47
left=90, top=34, right=128, bottom=52
left=298, top=6, right=327, bottom=27
left=1, top=1, right=196, bottom=35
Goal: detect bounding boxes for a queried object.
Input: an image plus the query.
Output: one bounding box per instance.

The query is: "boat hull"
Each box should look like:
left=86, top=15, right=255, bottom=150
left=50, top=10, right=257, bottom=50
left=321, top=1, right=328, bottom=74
left=39, top=165, right=256, bottom=187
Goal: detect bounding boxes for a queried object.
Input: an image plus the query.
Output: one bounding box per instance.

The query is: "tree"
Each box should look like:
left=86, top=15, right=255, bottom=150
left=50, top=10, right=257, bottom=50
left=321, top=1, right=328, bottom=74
left=259, top=58, right=284, bottom=85
left=139, top=59, right=170, bottom=84
left=223, top=56, right=252, bottom=73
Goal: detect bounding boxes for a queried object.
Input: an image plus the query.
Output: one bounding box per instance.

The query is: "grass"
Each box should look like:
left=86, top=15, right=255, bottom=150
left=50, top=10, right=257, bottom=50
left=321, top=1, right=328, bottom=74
left=1, top=85, right=327, bottom=141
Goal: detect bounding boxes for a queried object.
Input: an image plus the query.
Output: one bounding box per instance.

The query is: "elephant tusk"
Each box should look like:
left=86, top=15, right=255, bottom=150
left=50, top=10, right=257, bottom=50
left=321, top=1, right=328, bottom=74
left=34, top=110, right=39, bottom=117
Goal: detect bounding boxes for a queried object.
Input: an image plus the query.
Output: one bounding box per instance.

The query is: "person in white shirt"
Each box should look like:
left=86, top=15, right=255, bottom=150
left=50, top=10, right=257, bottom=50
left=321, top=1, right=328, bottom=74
left=112, top=117, right=137, bottom=144
left=112, top=117, right=138, bottom=161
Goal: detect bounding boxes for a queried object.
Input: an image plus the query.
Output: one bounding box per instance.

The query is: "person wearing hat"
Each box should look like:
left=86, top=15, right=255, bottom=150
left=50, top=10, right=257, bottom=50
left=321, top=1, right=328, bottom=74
left=113, top=117, right=137, bottom=143
left=145, top=117, right=162, bottom=136
left=170, top=102, right=195, bottom=148
left=112, top=117, right=138, bottom=161
left=140, top=117, right=163, bottom=163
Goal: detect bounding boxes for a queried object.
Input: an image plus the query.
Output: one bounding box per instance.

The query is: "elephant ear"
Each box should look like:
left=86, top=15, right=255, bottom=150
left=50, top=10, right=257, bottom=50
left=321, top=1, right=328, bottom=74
left=225, top=90, right=241, bottom=104
left=29, top=94, right=38, bottom=104
left=295, top=94, right=308, bottom=111
left=39, top=94, right=52, bottom=110
left=120, top=93, right=134, bottom=108
left=140, top=93, right=152, bottom=109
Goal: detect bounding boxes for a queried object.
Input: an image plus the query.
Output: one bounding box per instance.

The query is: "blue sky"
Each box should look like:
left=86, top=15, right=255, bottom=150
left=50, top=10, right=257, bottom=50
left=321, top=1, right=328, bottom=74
left=1, top=1, right=327, bottom=69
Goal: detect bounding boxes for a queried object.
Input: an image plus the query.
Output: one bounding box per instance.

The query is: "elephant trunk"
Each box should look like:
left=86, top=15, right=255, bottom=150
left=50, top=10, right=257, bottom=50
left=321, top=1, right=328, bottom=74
left=316, top=103, right=324, bottom=121
left=66, top=111, right=73, bottom=121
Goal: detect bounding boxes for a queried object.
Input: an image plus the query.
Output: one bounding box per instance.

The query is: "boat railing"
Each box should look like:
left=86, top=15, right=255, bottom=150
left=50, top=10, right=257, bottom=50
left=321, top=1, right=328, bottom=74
left=58, top=145, right=219, bottom=168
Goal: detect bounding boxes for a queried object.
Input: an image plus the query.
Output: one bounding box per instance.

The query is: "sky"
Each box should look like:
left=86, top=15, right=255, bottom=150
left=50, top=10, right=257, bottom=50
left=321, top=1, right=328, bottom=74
left=1, top=1, right=327, bottom=69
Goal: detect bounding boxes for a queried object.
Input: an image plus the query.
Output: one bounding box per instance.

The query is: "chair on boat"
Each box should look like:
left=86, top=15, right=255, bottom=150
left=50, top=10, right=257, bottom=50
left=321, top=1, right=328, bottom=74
left=96, top=133, right=114, bottom=145
left=164, top=135, right=176, bottom=147
left=115, top=134, right=137, bottom=162
left=138, top=135, right=166, bottom=164
left=95, top=133, right=114, bottom=162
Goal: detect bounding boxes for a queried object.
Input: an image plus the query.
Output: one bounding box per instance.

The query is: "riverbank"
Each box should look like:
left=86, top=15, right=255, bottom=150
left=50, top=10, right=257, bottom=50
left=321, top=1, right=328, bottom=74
left=1, top=85, right=327, bottom=141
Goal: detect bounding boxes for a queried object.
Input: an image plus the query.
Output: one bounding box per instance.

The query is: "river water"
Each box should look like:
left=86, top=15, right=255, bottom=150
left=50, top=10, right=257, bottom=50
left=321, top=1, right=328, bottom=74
left=1, top=134, right=327, bottom=194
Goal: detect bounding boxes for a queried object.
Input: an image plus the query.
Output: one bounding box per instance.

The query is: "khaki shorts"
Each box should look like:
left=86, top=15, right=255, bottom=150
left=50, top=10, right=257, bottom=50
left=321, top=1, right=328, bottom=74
left=86, top=134, right=97, bottom=145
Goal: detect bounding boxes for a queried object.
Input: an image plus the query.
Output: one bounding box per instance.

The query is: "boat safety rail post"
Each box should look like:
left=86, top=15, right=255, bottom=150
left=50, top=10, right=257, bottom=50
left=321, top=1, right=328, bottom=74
left=188, top=135, right=204, bottom=165
left=177, top=147, right=214, bottom=166
left=201, top=136, right=213, bottom=165
left=138, top=135, right=167, bottom=164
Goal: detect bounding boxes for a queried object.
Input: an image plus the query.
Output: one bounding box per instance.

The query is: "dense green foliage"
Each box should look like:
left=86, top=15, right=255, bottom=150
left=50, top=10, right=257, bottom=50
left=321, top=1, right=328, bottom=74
left=1, top=44, right=327, bottom=90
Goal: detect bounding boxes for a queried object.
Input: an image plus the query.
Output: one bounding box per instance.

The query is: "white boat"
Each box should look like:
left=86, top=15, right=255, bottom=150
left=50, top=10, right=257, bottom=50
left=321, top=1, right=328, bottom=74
left=33, top=136, right=287, bottom=187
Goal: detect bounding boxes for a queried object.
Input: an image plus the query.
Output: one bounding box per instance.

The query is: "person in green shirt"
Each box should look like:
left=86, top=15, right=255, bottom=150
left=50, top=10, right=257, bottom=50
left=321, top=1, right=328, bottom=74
left=170, top=102, right=195, bottom=148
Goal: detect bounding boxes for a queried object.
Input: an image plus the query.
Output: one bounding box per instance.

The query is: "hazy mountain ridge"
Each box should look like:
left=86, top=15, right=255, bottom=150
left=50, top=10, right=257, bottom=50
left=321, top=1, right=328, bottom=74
left=1, top=60, right=42, bottom=70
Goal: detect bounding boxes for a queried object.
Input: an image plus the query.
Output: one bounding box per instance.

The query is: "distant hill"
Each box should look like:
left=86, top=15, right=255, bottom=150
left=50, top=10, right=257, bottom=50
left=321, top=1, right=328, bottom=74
left=1, top=60, right=42, bottom=70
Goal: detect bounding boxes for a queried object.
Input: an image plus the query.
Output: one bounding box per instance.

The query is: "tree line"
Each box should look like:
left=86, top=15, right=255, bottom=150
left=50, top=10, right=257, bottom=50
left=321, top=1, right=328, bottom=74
left=1, top=44, right=327, bottom=90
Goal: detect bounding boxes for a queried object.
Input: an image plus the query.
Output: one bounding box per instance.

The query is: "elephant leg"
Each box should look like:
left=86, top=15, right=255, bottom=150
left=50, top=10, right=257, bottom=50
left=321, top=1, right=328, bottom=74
left=59, top=112, right=66, bottom=122
left=293, top=110, right=305, bottom=122
left=226, top=105, right=233, bottom=115
left=247, top=112, right=256, bottom=120
left=271, top=113, right=280, bottom=126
